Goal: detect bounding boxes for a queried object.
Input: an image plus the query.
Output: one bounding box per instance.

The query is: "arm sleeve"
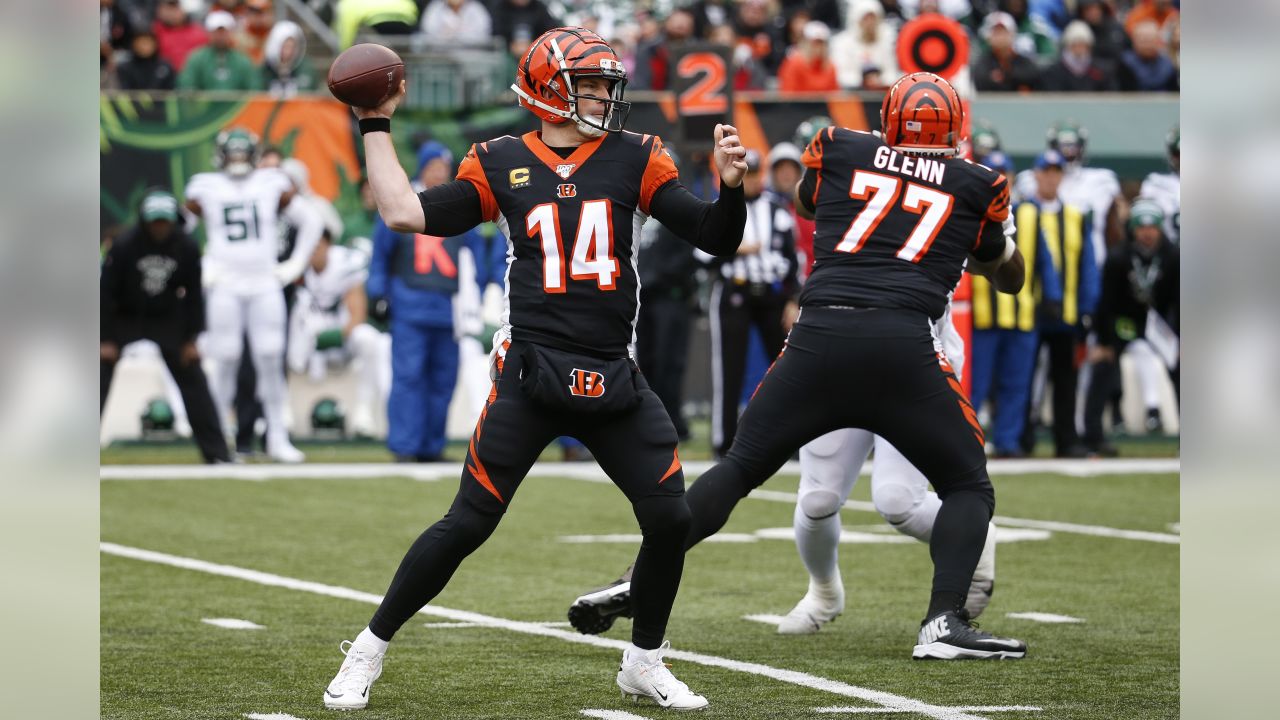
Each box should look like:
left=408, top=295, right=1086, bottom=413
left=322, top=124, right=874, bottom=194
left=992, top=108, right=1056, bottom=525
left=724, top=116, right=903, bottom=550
left=366, top=217, right=393, bottom=300
left=638, top=135, right=681, bottom=215
left=181, top=240, right=205, bottom=341
left=797, top=167, right=819, bottom=214
left=100, top=243, right=122, bottom=342
left=971, top=215, right=1010, bottom=262
left=417, top=179, right=486, bottom=237
left=648, top=179, right=746, bottom=257
left=276, top=197, right=324, bottom=285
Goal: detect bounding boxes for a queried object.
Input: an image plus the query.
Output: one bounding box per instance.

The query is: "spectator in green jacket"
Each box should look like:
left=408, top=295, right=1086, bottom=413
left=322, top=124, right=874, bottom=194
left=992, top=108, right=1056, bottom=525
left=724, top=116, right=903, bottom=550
left=177, top=11, right=262, bottom=91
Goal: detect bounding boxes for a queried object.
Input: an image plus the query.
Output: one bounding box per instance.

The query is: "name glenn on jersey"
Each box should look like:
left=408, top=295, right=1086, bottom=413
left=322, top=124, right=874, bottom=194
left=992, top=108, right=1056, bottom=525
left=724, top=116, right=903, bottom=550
left=872, top=145, right=947, bottom=185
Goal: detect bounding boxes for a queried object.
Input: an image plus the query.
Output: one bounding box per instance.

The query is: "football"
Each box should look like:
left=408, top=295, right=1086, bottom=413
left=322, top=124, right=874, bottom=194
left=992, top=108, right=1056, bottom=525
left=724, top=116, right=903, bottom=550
left=327, top=43, right=405, bottom=109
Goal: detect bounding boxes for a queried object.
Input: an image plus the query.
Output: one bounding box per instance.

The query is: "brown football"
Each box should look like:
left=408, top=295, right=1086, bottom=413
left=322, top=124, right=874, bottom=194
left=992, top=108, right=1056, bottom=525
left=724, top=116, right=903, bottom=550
left=327, top=43, right=405, bottom=108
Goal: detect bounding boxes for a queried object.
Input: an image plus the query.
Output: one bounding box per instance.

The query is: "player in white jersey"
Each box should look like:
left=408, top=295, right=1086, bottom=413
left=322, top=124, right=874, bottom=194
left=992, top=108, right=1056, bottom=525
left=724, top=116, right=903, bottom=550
left=1015, top=121, right=1127, bottom=267
left=184, top=128, right=322, bottom=462
left=778, top=299, right=996, bottom=634
left=288, top=236, right=391, bottom=437
left=1140, top=126, right=1179, bottom=245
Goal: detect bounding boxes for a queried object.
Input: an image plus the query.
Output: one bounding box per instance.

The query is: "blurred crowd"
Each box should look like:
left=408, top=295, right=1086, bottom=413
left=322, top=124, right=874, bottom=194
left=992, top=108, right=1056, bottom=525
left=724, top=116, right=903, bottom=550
left=102, top=0, right=1180, bottom=94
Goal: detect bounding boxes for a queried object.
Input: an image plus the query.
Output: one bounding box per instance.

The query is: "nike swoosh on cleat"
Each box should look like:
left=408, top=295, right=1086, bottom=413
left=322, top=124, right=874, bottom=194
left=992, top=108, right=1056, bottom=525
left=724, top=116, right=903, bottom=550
left=650, top=683, right=668, bottom=701
left=988, top=640, right=1024, bottom=649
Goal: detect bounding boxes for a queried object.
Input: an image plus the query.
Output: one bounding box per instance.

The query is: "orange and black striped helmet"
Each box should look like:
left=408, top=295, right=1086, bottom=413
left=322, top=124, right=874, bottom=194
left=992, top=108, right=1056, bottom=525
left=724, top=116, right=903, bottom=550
left=879, top=72, right=963, bottom=156
left=511, top=27, right=631, bottom=134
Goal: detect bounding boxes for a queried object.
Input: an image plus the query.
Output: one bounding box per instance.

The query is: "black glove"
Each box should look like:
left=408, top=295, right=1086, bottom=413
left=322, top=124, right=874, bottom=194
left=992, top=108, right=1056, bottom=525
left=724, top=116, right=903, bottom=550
left=369, top=296, right=391, bottom=325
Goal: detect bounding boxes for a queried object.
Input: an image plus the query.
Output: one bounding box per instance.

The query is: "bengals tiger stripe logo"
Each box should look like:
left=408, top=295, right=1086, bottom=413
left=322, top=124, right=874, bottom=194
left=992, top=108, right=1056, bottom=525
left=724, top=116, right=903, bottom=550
left=568, top=368, right=606, bottom=398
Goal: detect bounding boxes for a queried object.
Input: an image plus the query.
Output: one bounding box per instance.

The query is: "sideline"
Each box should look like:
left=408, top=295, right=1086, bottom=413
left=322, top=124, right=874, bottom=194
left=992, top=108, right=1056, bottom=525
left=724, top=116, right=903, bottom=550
left=100, top=458, right=1179, bottom=481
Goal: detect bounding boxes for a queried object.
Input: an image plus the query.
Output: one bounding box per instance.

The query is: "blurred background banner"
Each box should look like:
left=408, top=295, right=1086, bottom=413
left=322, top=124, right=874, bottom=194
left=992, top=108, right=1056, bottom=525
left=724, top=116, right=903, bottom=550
left=100, top=91, right=1177, bottom=233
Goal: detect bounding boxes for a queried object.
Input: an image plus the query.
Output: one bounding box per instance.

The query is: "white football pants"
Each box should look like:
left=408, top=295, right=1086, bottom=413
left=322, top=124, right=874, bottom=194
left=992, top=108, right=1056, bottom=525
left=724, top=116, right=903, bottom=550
left=203, top=286, right=290, bottom=448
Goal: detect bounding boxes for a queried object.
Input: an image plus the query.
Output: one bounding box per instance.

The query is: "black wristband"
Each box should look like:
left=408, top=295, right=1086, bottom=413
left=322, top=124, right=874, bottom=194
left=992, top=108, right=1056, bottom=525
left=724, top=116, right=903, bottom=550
left=359, top=117, right=391, bottom=135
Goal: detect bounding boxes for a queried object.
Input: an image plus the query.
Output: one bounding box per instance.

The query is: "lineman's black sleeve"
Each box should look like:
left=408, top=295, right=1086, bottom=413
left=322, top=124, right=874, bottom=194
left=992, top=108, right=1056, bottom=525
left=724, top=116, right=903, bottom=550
left=971, top=219, right=1008, bottom=263
left=797, top=167, right=819, bottom=214
left=649, top=179, right=746, bottom=257
left=417, top=180, right=484, bottom=237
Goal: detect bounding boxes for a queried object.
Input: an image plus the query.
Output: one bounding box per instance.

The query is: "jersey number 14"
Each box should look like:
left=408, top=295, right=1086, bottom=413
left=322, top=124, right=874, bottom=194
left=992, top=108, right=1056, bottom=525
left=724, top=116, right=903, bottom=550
left=527, top=199, right=620, bottom=293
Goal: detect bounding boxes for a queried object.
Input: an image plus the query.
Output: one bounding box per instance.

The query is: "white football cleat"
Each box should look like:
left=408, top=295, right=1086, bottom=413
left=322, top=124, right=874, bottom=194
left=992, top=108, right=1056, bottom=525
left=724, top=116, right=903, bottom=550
left=777, top=575, right=845, bottom=635
left=349, top=407, right=377, bottom=438
left=966, top=522, right=997, bottom=619
left=267, top=437, right=305, bottom=464
left=617, top=641, right=708, bottom=711
left=323, top=640, right=384, bottom=710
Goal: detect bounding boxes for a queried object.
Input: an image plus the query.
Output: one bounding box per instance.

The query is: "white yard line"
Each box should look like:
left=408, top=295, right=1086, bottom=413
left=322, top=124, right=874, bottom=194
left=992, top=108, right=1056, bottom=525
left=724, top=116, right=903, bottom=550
left=743, top=614, right=788, bottom=626
left=100, top=462, right=1179, bottom=545
left=103, top=542, right=1009, bottom=720
left=424, top=621, right=571, bottom=629
left=580, top=710, right=656, bottom=720
left=1005, top=613, right=1085, bottom=624
left=202, top=618, right=265, bottom=630
left=815, top=707, right=1041, bottom=715
left=99, top=458, right=1178, bottom=481
left=245, top=714, right=309, bottom=720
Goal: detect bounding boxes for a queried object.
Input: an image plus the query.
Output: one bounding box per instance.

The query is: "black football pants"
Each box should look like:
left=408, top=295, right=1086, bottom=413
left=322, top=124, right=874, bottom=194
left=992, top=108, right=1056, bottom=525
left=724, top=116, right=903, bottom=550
left=100, top=338, right=230, bottom=463
left=679, top=307, right=995, bottom=614
left=368, top=342, right=690, bottom=650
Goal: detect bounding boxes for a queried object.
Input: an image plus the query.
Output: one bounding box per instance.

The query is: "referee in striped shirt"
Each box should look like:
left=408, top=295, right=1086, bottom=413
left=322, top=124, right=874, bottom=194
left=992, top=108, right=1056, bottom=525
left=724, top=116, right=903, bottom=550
left=704, top=148, right=801, bottom=458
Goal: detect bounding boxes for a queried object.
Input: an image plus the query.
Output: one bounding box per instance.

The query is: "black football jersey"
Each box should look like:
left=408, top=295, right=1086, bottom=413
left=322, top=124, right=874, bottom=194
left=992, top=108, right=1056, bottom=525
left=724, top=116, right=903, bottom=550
left=797, top=127, right=1011, bottom=319
left=456, top=130, right=679, bottom=357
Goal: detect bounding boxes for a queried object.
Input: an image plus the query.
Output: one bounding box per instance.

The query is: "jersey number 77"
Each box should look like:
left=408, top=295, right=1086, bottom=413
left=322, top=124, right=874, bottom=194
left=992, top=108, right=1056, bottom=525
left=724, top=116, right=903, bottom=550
left=836, top=170, right=954, bottom=262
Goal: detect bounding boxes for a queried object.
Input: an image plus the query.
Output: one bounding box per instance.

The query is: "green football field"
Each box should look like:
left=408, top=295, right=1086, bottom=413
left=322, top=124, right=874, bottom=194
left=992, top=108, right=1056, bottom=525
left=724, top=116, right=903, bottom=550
left=101, top=466, right=1178, bottom=720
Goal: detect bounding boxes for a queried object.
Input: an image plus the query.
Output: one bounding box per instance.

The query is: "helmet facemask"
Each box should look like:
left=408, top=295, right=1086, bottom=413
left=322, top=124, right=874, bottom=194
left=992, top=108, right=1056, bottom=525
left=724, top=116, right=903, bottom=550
left=215, top=129, right=259, bottom=178
left=512, top=31, right=631, bottom=136
left=566, top=69, right=630, bottom=137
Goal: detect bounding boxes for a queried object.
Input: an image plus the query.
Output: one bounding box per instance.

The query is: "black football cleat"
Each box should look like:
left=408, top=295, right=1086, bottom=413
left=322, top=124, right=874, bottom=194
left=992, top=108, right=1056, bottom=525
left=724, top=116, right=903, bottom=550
left=568, top=565, right=634, bottom=635
left=912, top=608, right=1026, bottom=660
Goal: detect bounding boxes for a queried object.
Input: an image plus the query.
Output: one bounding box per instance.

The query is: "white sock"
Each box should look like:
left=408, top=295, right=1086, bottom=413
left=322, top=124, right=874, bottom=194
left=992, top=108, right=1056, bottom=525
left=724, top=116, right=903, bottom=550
left=354, top=627, right=389, bottom=655
left=793, top=502, right=842, bottom=583
left=809, top=568, right=843, bottom=601
left=623, top=643, right=652, bottom=664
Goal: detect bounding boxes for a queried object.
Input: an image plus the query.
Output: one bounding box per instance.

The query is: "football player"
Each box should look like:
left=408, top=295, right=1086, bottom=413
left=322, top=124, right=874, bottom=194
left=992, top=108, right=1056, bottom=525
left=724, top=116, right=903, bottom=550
left=184, top=128, right=323, bottom=463
left=286, top=233, right=390, bottom=438
left=572, top=72, right=1029, bottom=661
left=322, top=27, right=748, bottom=711
left=1140, top=125, right=1179, bottom=246
left=1015, top=121, right=1128, bottom=265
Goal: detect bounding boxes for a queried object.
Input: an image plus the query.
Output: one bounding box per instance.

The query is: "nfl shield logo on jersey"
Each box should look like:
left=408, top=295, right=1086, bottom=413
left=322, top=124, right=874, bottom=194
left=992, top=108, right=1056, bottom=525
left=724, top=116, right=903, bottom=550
left=556, top=163, right=576, bottom=179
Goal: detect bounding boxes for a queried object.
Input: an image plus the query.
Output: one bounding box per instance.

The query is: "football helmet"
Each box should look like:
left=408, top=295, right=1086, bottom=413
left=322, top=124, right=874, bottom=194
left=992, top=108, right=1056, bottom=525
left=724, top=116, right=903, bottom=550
left=511, top=26, right=630, bottom=137
left=967, top=119, right=1002, bottom=162
left=214, top=127, right=260, bottom=177
left=880, top=72, right=964, bottom=157
left=793, top=114, right=834, bottom=149
left=1046, top=120, right=1088, bottom=164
